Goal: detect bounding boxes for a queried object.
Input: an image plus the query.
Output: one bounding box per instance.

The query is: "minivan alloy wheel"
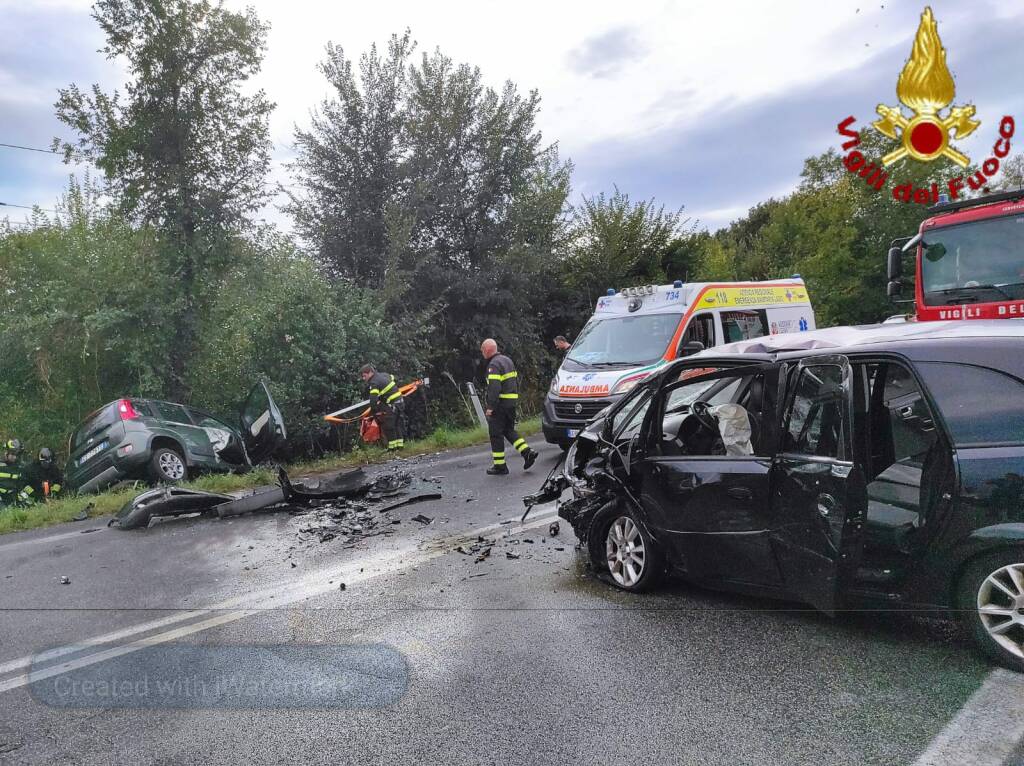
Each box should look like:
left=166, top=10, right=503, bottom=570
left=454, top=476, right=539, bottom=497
left=158, top=451, right=186, bottom=481
left=606, top=516, right=646, bottom=588
left=977, top=562, right=1024, bottom=659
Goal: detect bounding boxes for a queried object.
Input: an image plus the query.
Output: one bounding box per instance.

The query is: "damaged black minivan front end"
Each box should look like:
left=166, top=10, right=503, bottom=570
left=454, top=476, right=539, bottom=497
left=523, top=377, right=660, bottom=573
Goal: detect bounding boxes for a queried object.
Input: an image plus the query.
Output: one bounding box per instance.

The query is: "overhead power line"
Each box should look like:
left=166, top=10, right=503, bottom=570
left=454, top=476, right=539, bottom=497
left=0, top=142, right=60, bottom=155
left=0, top=202, right=56, bottom=213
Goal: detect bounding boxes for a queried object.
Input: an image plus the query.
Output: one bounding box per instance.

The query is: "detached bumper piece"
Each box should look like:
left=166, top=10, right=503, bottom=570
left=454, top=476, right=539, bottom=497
left=110, top=487, right=235, bottom=530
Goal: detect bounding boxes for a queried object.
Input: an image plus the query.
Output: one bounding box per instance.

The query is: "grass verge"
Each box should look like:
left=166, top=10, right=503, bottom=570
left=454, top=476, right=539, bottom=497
left=0, top=417, right=542, bottom=536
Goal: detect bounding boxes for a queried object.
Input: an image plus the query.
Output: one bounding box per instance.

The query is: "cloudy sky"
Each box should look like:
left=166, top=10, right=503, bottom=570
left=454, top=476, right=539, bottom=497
left=2, top=0, right=1022, bottom=233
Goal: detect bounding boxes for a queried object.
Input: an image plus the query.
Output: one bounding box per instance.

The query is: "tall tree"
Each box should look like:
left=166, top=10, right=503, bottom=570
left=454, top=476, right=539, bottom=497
left=562, top=187, right=687, bottom=296
left=287, top=31, right=413, bottom=285
left=290, top=35, right=571, bottom=386
left=54, top=0, right=273, bottom=398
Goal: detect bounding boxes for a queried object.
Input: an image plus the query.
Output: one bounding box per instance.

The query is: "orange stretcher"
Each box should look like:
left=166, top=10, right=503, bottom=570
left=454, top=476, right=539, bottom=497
left=322, top=378, right=428, bottom=425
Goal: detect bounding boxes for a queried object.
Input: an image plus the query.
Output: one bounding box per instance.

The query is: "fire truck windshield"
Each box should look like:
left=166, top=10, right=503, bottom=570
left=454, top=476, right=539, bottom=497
left=921, top=214, right=1024, bottom=306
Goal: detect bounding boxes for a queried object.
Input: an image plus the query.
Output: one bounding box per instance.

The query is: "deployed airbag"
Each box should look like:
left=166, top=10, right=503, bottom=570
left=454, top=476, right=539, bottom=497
left=714, top=403, right=754, bottom=456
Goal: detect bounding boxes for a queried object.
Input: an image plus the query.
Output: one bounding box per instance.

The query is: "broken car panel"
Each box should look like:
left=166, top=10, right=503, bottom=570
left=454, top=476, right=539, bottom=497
left=525, top=320, right=1024, bottom=672
left=66, top=380, right=287, bottom=494
left=110, top=487, right=235, bottom=529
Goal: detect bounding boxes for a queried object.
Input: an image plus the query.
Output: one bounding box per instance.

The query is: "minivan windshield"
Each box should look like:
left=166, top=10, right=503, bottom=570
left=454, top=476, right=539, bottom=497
left=921, top=214, right=1024, bottom=305
left=567, top=313, right=682, bottom=366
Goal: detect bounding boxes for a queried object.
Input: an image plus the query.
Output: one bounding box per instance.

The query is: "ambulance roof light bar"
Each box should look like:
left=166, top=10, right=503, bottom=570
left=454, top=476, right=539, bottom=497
left=620, top=284, right=657, bottom=297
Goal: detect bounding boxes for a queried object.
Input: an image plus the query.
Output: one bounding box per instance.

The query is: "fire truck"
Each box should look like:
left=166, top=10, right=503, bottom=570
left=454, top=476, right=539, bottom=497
left=887, top=189, right=1024, bottom=320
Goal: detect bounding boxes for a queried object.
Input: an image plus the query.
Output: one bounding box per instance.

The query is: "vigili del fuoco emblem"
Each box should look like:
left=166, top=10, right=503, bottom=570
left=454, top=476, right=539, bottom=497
left=872, top=6, right=979, bottom=167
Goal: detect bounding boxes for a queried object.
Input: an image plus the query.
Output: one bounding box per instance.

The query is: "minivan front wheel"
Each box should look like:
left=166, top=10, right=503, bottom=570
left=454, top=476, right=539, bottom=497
left=958, top=550, right=1024, bottom=672
left=149, top=447, right=186, bottom=485
left=598, top=507, right=662, bottom=592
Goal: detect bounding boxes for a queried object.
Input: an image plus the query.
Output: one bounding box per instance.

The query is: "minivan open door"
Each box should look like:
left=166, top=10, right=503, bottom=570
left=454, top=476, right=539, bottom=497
left=240, top=381, right=287, bottom=464
left=770, top=355, right=866, bottom=615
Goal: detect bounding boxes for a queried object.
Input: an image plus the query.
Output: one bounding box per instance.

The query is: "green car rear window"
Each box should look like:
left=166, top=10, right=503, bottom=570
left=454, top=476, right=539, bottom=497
left=71, top=403, right=118, bottom=449
left=916, top=362, right=1024, bottom=447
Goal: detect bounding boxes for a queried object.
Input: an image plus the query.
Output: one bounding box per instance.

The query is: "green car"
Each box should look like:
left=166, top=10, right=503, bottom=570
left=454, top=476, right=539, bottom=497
left=65, top=381, right=286, bottom=494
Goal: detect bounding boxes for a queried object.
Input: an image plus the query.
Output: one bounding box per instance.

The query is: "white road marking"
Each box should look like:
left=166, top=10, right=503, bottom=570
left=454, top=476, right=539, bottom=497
left=0, top=526, right=108, bottom=551
left=912, top=668, right=1024, bottom=766
left=0, top=508, right=558, bottom=694
left=0, top=610, right=212, bottom=675
left=0, top=611, right=256, bottom=694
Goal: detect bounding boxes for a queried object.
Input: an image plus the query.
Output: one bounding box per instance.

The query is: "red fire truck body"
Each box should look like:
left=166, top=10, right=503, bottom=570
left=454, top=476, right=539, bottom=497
left=888, top=190, right=1024, bottom=320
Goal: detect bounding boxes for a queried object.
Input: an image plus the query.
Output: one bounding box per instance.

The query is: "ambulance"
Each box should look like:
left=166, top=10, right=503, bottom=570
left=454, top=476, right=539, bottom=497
left=542, top=278, right=816, bottom=447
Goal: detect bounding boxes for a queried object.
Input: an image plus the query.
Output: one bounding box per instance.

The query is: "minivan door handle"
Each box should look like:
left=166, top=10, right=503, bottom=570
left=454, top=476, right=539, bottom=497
left=816, top=493, right=838, bottom=517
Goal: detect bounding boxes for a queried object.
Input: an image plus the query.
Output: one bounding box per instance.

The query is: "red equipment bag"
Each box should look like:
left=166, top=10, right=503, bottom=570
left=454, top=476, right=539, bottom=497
left=360, top=416, right=381, bottom=444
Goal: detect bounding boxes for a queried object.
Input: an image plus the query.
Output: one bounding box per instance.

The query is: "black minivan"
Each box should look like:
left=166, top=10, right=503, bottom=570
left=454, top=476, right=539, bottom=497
left=66, top=381, right=286, bottom=494
left=527, top=320, right=1024, bottom=670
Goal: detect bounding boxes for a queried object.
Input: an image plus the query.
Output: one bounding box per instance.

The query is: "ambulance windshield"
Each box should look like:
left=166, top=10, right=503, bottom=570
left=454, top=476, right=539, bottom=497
left=567, top=313, right=683, bottom=366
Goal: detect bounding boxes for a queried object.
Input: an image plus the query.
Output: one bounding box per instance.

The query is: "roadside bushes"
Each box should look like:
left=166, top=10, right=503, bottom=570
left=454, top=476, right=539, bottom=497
left=0, top=188, right=403, bottom=461
left=187, top=235, right=401, bottom=457
left=0, top=183, right=172, bottom=452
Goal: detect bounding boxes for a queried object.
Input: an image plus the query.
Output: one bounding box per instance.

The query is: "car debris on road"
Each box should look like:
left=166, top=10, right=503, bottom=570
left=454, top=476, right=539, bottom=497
left=109, top=466, right=444, bottom=543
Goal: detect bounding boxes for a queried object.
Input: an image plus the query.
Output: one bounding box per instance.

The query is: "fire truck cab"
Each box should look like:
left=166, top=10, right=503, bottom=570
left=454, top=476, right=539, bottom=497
left=888, top=189, right=1024, bottom=320
left=542, top=279, right=816, bottom=448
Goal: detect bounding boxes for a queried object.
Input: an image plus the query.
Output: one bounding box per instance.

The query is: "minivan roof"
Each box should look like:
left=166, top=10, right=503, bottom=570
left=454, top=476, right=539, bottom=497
left=692, top=320, right=1024, bottom=378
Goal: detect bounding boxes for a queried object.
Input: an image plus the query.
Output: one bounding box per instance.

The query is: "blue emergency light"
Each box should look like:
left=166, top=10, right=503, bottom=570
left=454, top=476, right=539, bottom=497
left=606, top=288, right=615, bottom=296
left=673, top=280, right=683, bottom=288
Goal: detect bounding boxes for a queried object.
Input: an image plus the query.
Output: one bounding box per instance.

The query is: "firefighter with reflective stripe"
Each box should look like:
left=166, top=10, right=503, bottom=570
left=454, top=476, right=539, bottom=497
left=25, top=447, right=63, bottom=501
left=360, top=364, right=405, bottom=451
left=480, top=338, right=538, bottom=475
left=0, top=439, right=34, bottom=507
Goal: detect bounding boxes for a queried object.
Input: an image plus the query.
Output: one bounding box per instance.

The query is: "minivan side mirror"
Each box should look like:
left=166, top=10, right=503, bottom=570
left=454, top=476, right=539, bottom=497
left=681, top=340, right=705, bottom=357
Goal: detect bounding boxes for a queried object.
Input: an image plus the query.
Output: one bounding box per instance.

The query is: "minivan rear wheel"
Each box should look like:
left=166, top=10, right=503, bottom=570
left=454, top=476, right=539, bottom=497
left=149, top=447, right=186, bottom=485
left=957, top=550, right=1024, bottom=672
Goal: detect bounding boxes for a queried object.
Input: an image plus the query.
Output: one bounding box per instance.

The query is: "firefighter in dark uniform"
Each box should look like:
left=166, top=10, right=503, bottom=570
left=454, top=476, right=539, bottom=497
left=360, top=364, right=405, bottom=450
left=0, top=439, right=34, bottom=507
left=480, top=338, right=538, bottom=475
left=26, top=447, right=63, bottom=501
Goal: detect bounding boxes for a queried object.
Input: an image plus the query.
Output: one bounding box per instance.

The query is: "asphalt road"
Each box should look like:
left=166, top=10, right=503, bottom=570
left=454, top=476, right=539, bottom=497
left=0, top=440, right=1009, bottom=765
